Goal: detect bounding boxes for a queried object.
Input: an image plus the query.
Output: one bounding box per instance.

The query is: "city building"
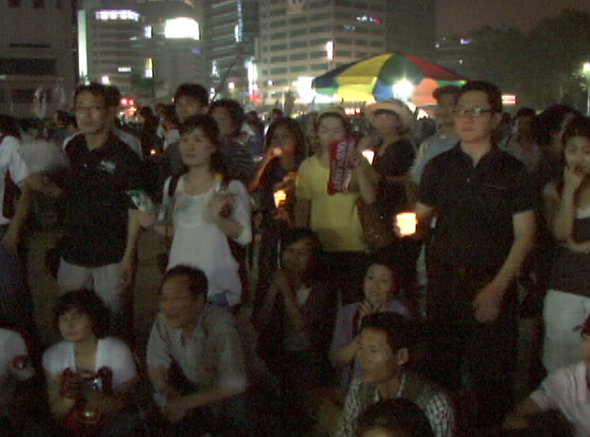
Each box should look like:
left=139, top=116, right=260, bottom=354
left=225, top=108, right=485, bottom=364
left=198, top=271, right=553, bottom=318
left=139, top=0, right=206, bottom=103
left=0, top=0, right=76, bottom=118
left=78, top=0, right=147, bottom=97
left=205, top=0, right=260, bottom=105
left=259, top=0, right=387, bottom=109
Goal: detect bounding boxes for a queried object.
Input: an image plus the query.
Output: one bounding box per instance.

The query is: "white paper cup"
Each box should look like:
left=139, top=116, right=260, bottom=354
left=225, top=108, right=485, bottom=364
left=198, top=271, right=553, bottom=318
left=362, top=150, right=375, bottom=165
left=396, top=212, right=417, bottom=236
left=273, top=190, right=287, bottom=208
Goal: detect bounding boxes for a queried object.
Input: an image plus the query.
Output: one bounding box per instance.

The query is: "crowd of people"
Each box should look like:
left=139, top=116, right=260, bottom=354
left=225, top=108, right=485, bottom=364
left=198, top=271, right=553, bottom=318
left=1, top=78, right=590, bottom=437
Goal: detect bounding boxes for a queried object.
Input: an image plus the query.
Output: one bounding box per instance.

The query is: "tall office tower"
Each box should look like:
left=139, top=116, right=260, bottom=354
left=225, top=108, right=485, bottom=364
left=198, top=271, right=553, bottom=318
left=0, top=0, right=76, bottom=117
left=139, top=0, right=206, bottom=102
left=259, top=0, right=386, bottom=108
left=205, top=0, right=260, bottom=104
left=384, top=0, right=436, bottom=61
left=78, top=0, right=147, bottom=97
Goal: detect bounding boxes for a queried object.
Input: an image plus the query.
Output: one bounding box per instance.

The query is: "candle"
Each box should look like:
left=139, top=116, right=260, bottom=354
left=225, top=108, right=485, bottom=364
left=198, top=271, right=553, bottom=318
left=273, top=190, right=287, bottom=208
left=362, top=150, right=375, bottom=165
left=396, top=212, right=417, bottom=236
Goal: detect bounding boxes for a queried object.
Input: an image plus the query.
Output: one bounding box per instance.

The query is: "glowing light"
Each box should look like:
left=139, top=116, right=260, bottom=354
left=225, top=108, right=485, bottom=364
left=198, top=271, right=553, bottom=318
left=273, top=190, right=287, bottom=208
left=396, top=212, right=417, bottom=236
left=502, top=94, right=517, bottom=105
left=326, top=41, right=334, bottom=60
left=95, top=10, right=139, bottom=21
left=101, top=75, right=110, bottom=84
left=228, top=82, right=235, bottom=90
left=392, top=80, right=413, bottom=101
left=362, top=150, right=375, bottom=165
left=164, top=18, right=200, bottom=40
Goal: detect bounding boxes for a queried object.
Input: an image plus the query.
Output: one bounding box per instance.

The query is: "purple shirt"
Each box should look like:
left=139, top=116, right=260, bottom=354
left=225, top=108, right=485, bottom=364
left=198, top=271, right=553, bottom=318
left=330, top=299, right=411, bottom=387
left=530, top=361, right=590, bottom=437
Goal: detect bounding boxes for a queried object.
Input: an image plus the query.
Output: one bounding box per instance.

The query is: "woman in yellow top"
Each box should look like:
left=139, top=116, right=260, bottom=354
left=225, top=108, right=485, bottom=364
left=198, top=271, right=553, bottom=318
left=295, top=107, right=376, bottom=304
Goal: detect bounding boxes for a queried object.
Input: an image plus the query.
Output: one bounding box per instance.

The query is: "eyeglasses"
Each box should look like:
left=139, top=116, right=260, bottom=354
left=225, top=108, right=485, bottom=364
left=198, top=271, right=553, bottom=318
left=453, top=108, right=495, bottom=118
left=75, top=106, right=106, bottom=114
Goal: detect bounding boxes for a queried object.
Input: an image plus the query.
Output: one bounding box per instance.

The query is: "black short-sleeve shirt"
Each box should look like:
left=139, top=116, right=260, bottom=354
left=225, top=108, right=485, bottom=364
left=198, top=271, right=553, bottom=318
left=62, top=134, right=145, bottom=267
left=419, top=144, right=534, bottom=267
left=373, top=138, right=416, bottom=216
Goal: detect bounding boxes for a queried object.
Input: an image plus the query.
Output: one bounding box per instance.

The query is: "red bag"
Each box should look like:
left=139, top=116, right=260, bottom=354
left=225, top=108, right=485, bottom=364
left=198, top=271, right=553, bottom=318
left=60, top=367, right=113, bottom=436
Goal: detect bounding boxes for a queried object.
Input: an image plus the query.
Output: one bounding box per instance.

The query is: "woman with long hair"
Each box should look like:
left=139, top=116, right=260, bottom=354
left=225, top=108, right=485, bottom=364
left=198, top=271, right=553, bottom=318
left=542, top=115, right=590, bottom=372
left=161, top=114, right=252, bottom=307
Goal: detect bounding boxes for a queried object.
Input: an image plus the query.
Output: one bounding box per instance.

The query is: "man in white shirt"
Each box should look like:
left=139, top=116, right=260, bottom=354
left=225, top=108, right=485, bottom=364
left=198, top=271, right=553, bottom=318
left=504, top=313, right=590, bottom=436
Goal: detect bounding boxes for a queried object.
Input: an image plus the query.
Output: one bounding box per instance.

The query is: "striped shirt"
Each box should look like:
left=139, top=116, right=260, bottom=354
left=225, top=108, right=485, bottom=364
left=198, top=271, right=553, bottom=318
left=337, top=372, right=455, bottom=437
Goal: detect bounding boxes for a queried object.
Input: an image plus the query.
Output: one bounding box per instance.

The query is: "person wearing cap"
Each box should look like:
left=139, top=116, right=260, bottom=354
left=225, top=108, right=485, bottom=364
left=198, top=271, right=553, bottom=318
left=411, top=85, right=460, bottom=185
left=503, top=313, right=590, bottom=436
left=362, top=99, right=416, bottom=216
left=415, top=81, right=536, bottom=431
left=361, top=99, right=418, bottom=289
left=295, top=107, right=377, bottom=305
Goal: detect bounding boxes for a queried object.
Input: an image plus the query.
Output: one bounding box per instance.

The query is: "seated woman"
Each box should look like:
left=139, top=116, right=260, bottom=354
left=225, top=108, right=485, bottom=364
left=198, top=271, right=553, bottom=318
left=255, top=228, right=336, bottom=398
left=330, top=257, right=412, bottom=388
left=43, top=289, right=141, bottom=437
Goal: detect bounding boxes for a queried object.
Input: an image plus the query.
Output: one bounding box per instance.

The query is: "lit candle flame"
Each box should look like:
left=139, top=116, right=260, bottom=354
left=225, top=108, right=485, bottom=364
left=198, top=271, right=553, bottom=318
left=396, top=212, right=417, bottom=236
left=362, top=150, right=375, bottom=165
left=274, top=190, right=287, bottom=208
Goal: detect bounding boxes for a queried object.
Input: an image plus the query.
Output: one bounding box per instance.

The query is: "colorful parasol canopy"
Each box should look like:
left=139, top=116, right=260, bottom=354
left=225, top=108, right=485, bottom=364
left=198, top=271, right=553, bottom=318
left=312, top=53, right=467, bottom=105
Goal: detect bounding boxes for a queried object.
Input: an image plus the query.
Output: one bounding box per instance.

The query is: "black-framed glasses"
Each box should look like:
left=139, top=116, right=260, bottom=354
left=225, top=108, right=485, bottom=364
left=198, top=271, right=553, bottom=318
left=453, top=108, right=494, bottom=118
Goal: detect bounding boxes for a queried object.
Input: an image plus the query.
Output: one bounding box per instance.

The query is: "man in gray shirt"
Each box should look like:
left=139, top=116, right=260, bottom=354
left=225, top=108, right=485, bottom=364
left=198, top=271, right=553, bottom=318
left=147, top=265, right=251, bottom=436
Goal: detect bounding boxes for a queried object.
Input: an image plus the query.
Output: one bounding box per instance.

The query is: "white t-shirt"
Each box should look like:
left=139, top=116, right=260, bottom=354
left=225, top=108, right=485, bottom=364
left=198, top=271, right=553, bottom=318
left=0, top=135, right=30, bottom=225
left=165, top=177, right=252, bottom=306
left=42, top=337, right=137, bottom=389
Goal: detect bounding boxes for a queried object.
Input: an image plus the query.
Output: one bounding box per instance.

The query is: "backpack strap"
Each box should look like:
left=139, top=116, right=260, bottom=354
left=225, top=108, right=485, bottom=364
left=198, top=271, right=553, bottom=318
left=167, top=173, right=181, bottom=198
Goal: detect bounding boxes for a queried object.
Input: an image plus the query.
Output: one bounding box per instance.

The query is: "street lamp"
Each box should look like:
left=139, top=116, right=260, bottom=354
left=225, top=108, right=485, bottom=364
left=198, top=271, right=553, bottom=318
left=584, top=62, right=590, bottom=116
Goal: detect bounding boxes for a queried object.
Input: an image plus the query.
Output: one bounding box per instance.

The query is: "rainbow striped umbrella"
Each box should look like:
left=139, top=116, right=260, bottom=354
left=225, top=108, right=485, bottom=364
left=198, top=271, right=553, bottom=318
left=312, top=53, right=467, bottom=105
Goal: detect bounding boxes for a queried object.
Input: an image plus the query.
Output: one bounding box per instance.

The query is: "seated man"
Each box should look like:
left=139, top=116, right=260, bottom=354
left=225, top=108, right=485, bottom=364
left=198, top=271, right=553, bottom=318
left=337, top=312, right=455, bottom=437
left=147, top=265, right=251, bottom=437
left=504, top=313, right=590, bottom=436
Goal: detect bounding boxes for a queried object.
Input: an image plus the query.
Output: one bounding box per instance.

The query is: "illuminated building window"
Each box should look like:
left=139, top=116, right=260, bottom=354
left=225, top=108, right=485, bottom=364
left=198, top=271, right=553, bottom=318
left=95, top=10, right=140, bottom=21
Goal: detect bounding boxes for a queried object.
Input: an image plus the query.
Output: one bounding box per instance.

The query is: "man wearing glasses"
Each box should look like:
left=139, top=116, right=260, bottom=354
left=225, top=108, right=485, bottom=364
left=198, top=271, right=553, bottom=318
left=54, top=83, right=145, bottom=338
left=414, top=81, right=536, bottom=433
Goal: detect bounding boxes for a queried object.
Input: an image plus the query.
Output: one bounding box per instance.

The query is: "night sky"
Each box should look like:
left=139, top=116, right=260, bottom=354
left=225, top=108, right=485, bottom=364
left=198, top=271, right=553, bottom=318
left=436, top=0, right=590, bottom=35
